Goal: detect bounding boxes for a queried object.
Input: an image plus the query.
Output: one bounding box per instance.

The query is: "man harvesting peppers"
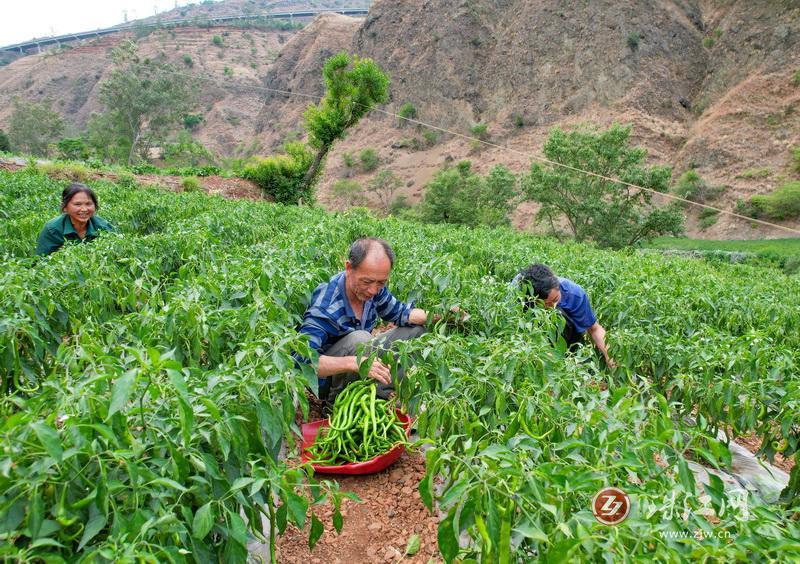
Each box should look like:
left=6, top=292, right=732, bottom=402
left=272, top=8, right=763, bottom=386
left=297, top=237, right=436, bottom=404
left=513, top=263, right=616, bottom=368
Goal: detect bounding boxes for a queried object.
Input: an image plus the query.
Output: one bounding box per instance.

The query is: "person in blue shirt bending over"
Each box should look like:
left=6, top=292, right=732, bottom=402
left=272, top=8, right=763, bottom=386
left=297, top=237, right=437, bottom=404
left=513, top=263, right=616, bottom=368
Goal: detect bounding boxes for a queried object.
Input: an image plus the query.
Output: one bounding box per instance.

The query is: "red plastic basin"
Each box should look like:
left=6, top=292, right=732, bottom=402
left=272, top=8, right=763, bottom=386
left=301, top=408, right=412, bottom=475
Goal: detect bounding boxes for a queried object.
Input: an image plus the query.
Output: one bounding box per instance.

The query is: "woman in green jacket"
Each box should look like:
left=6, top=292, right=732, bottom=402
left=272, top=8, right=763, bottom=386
left=36, top=183, right=114, bottom=256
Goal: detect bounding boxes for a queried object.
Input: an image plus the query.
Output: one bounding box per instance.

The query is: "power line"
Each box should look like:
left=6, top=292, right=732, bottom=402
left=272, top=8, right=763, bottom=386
left=147, top=64, right=800, bottom=237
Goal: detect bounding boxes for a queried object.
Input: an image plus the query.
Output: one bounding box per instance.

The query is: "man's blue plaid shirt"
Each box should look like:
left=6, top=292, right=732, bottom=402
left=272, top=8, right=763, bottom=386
left=298, top=271, right=415, bottom=355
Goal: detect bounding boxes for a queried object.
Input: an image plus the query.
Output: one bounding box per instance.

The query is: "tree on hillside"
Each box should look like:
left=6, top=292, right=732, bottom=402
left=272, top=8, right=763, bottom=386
left=419, top=161, right=517, bottom=228
left=89, top=40, right=195, bottom=164
left=367, top=169, right=402, bottom=214
left=303, top=52, right=389, bottom=189
left=8, top=98, right=64, bottom=157
left=522, top=124, right=684, bottom=248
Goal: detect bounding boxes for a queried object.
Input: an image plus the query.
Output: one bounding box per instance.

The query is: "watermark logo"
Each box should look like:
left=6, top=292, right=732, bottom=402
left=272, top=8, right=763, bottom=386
left=592, top=487, right=631, bottom=525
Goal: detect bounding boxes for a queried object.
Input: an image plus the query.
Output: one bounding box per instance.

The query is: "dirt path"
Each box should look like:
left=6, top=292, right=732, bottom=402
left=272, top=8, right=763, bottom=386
left=276, top=393, right=441, bottom=563
left=277, top=451, right=441, bottom=564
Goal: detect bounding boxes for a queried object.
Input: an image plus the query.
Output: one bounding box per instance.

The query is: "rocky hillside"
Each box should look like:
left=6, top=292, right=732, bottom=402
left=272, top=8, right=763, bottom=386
left=339, top=0, right=800, bottom=238
left=1, top=0, right=799, bottom=238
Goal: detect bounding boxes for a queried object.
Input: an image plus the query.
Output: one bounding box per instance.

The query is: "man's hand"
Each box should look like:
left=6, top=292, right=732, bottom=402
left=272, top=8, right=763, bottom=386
left=586, top=322, right=615, bottom=370
left=431, top=305, right=469, bottom=325
left=362, top=357, right=392, bottom=385
left=317, top=354, right=391, bottom=384
left=408, top=308, right=428, bottom=325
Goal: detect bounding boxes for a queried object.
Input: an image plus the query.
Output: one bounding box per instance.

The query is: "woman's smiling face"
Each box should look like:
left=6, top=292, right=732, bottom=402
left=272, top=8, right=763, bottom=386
left=64, top=191, right=96, bottom=227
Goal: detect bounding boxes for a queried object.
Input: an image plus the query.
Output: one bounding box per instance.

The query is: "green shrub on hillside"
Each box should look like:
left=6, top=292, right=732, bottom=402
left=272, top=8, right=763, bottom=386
left=737, top=168, right=771, bottom=179
left=56, top=138, right=90, bottom=161
left=397, top=102, right=417, bottom=126
left=241, top=141, right=314, bottom=204
left=750, top=181, right=800, bottom=220
left=367, top=169, right=403, bottom=214
left=698, top=208, right=719, bottom=230
left=470, top=123, right=488, bottom=140
left=420, top=160, right=516, bottom=227
left=422, top=129, right=439, bottom=146
left=183, top=113, right=203, bottom=130
left=359, top=148, right=379, bottom=172
left=332, top=179, right=366, bottom=208
left=8, top=97, right=65, bottom=157
left=38, top=161, right=92, bottom=182
left=672, top=170, right=725, bottom=203
left=181, top=176, right=203, bottom=193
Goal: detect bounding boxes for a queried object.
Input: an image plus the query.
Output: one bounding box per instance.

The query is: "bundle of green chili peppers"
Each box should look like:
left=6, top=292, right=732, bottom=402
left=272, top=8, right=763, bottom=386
left=307, top=379, right=408, bottom=465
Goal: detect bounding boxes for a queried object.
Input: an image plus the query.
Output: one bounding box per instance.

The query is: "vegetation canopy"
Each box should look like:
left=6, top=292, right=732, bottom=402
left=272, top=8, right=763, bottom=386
left=523, top=124, right=684, bottom=248
left=0, top=169, right=798, bottom=562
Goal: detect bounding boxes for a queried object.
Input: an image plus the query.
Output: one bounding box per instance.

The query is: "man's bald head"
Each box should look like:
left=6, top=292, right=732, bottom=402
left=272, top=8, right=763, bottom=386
left=348, top=237, right=396, bottom=269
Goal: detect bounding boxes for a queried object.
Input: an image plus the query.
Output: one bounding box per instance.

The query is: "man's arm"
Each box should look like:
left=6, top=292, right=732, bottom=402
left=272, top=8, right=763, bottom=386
left=317, top=354, right=391, bottom=385
left=374, top=287, right=429, bottom=327
left=586, top=322, right=616, bottom=368
left=297, top=312, right=393, bottom=385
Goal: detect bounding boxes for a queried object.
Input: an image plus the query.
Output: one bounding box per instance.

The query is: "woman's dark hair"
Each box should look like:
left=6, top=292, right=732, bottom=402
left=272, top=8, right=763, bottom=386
left=61, top=183, right=98, bottom=211
left=518, top=263, right=559, bottom=308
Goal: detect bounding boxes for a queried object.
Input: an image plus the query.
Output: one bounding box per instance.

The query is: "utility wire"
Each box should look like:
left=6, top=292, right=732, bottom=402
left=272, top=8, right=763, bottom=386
left=151, top=64, right=800, bottom=237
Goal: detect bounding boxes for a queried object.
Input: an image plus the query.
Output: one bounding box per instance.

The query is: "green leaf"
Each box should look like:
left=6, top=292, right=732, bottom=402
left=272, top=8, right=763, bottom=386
left=230, top=477, right=256, bottom=493
left=332, top=509, right=343, bottom=534
left=440, top=479, right=468, bottom=508
left=31, top=422, right=63, bottom=462
left=418, top=472, right=433, bottom=510
left=193, top=502, right=215, bottom=539
left=405, top=533, right=421, bottom=556
left=308, top=513, right=324, bottom=550
left=167, top=369, right=189, bottom=399
left=276, top=501, right=288, bottom=534
left=513, top=518, right=548, bottom=543
left=437, top=512, right=458, bottom=562
left=28, top=492, right=44, bottom=540
left=149, top=478, right=188, bottom=492
left=78, top=514, right=107, bottom=551
left=249, top=478, right=267, bottom=496
left=256, top=401, right=283, bottom=449
left=107, top=370, right=137, bottom=418
left=285, top=491, right=308, bottom=528
left=703, top=473, right=726, bottom=515
left=677, top=458, right=696, bottom=494
left=30, top=537, right=65, bottom=549
left=228, top=511, right=248, bottom=546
